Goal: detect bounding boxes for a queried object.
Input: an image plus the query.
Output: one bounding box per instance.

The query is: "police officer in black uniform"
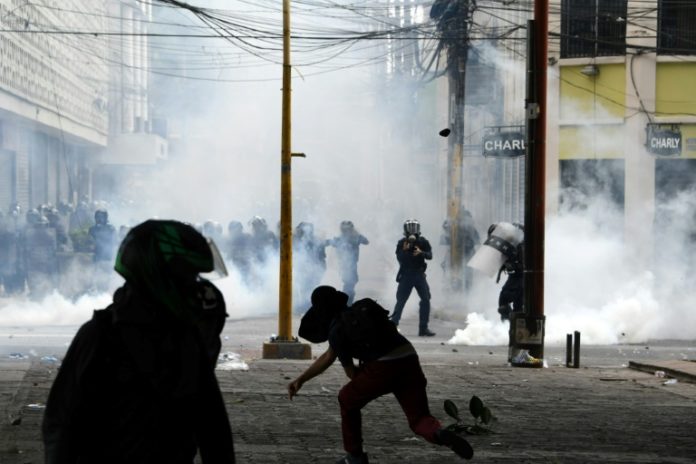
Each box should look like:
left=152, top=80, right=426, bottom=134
left=390, top=219, right=435, bottom=336
left=89, top=209, right=117, bottom=263
left=328, top=221, right=369, bottom=305
left=224, top=221, right=251, bottom=278
left=293, top=222, right=327, bottom=311
left=494, top=224, right=524, bottom=321
left=23, top=209, right=59, bottom=298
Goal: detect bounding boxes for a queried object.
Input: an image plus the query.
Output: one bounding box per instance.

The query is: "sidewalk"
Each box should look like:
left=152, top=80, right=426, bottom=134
left=1, top=316, right=696, bottom=464
left=629, top=360, right=696, bottom=384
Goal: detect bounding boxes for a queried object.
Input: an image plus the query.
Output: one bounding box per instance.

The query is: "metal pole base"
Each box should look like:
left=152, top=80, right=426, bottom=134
left=262, top=339, right=312, bottom=360
left=509, top=312, right=545, bottom=368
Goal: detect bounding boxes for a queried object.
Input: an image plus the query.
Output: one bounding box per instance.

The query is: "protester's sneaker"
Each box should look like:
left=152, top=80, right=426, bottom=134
left=437, top=429, right=474, bottom=460
left=335, top=452, right=369, bottom=464
left=418, top=328, right=436, bottom=337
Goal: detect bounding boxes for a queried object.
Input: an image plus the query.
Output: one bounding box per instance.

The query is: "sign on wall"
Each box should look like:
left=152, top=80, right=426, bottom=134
left=646, top=124, right=682, bottom=157
left=482, top=128, right=526, bottom=157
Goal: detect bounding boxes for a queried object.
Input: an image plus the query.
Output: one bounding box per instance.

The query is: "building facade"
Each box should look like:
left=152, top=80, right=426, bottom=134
left=0, top=0, right=109, bottom=212
left=547, top=0, right=696, bottom=264
left=95, top=0, right=167, bottom=206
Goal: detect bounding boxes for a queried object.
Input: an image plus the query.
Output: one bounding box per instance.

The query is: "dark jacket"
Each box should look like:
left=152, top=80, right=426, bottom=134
left=395, top=235, right=432, bottom=273
left=42, top=283, right=236, bottom=464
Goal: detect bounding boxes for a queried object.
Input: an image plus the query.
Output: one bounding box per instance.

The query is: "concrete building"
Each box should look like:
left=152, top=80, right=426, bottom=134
left=95, top=0, right=167, bottom=206
left=0, top=0, right=109, bottom=213
left=547, top=0, right=696, bottom=265
left=0, top=0, right=166, bottom=217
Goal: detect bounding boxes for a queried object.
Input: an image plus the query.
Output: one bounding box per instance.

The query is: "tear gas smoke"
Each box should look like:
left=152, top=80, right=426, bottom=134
left=449, top=135, right=696, bottom=345
left=3, top=3, right=694, bottom=350
left=2, top=1, right=445, bottom=326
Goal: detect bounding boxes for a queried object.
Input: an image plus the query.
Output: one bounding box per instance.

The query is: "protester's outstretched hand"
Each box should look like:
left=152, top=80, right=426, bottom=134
left=287, top=378, right=303, bottom=400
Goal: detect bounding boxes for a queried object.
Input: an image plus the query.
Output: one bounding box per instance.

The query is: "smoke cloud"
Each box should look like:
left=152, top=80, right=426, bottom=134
left=2, top=3, right=694, bottom=352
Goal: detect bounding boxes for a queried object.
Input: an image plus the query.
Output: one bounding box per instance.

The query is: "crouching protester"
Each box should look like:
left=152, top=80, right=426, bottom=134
left=287, top=286, right=473, bottom=464
left=42, top=220, right=236, bottom=464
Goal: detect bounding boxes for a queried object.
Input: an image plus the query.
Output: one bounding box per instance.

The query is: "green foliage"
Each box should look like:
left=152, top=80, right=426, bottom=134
left=444, top=396, right=496, bottom=435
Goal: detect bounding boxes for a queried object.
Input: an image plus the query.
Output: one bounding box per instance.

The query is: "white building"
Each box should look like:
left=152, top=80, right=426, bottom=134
left=0, top=0, right=109, bottom=211
left=95, top=0, right=167, bottom=204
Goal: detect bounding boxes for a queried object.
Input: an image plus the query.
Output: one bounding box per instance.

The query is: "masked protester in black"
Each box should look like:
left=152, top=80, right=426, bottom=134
left=42, top=220, right=236, bottom=464
left=288, top=286, right=473, bottom=464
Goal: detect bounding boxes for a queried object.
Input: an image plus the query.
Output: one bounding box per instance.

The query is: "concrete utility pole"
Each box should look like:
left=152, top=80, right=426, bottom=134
left=510, top=0, right=548, bottom=366
left=263, top=0, right=310, bottom=360
left=431, top=0, right=474, bottom=291
left=446, top=54, right=467, bottom=291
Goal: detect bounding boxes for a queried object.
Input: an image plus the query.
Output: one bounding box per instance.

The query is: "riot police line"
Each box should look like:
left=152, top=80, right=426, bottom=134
left=1, top=201, right=524, bottom=331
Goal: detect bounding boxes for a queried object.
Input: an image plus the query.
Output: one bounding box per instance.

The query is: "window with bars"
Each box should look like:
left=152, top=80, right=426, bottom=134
left=658, top=0, right=696, bottom=55
left=561, top=0, right=627, bottom=58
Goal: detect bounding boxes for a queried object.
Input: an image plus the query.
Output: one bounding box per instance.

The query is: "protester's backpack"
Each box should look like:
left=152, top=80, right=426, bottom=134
left=340, top=298, right=391, bottom=361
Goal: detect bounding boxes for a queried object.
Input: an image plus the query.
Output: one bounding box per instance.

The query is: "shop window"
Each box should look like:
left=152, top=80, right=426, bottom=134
left=560, top=159, right=625, bottom=213
left=654, top=159, right=696, bottom=270
left=561, top=0, right=627, bottom=58
left=658, top=0, right=696, bottom=55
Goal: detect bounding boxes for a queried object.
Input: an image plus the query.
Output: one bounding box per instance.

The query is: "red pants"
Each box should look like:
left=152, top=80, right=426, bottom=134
left=337, top=355, right=442, bottom=454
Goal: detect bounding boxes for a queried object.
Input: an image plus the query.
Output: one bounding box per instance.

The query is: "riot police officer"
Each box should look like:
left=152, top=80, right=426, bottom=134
left=391, top=219, right=435, bottom=337
left=23, top=209, right=59, bottom=298
left=467, top=222, right=525, bottom=321
left=248, top=216, right=278, bottom=263
left=0, top=204, right=24, bottom=294
left=89, top=209, right=117, bottom=263
left=225, top=221, right=251, bottom=279
left=328, top=220, right=369, bottom=305
left=293, top=222, right=327, bottom=311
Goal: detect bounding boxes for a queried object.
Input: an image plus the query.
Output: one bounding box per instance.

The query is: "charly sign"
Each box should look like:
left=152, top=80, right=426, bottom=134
left=646, top=125, right=681, bottom=156
left=482, top=131, right=526, bottom=157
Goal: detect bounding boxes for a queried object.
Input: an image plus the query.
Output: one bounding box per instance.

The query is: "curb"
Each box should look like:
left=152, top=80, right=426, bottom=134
left=628, top=360, right=696, bottom=384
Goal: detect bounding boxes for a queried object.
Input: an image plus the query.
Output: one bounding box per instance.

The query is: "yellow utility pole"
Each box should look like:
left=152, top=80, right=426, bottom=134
left=262, top=0, right=310, bottom=360
left=278, top=0, right=293, bottom=342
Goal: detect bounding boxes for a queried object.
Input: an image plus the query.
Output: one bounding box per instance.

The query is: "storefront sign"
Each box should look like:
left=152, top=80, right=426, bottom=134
left=482, top=131, right=526, bottom=157
left=646, top=125, right=682, bottom=156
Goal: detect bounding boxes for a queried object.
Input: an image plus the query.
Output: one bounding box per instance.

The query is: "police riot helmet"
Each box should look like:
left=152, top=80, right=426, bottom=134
left=250, top=216, right=267, bottom=231
left=340, top=220, right=354, bottom=233
left=403, top=219, right=420, bottom=236
left=115, top=220, right=228, bottom=320
left=9, top=203, right=21, bottom=218
left=95, top=209, right=108, bottom=225
left=45, top=207, right=60, bottom=224
left=297, top=221, right=314, bottom=237
left=57, top=201, right=73, bottom=216
left=228, top=220, right=243, bottom=235
left=203, top=220, right=216, bottom=237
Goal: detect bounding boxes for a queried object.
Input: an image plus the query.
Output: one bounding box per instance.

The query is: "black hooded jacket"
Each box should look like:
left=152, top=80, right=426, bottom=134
left=42, top=282, right=236, bottom=464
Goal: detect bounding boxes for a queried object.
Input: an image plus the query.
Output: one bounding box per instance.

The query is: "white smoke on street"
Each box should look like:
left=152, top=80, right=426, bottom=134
left=449, top=170, right=696, bottom=346
left=3, top=2, right=694, bottom=349
left=0, top=291, right=112, bottom=326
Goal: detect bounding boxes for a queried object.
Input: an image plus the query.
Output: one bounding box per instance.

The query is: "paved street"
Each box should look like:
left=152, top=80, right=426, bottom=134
left=1, top=315, right=696, bottom=464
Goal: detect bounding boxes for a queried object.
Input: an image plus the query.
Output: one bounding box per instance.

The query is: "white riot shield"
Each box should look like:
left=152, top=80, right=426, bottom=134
left=467, top=222, right=523, bottom=278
